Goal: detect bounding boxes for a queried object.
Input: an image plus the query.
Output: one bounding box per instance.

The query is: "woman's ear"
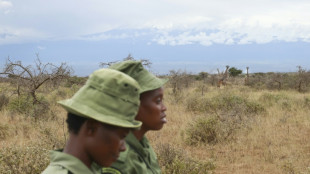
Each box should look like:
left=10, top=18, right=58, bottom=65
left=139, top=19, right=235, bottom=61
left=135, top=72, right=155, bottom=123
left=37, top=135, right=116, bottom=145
left=84, top=119, right=100, bottom=136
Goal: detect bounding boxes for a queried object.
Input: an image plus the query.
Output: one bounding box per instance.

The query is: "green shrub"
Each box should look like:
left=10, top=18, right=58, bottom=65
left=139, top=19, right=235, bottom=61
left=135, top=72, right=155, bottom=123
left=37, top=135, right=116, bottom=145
left=0, top=124, right=10, bottom=140
left=185, top=117, right=218, bottom=145
left=39, top=126, right=66, bottom=148
left=259, top=93, right=289, bottom=105
left=259, top=93, right=295, bottom=111
left=185, top=113, right=257, bottom=146
left=32, top=96, right=50, bottom=119
left=0, top=144, right=50, bottom=174
left=186, top=93, right=203, bottom=112
left=303, top=97, right=310, bottom=109
left=0, top=93, right=9, bottom=110
left=185, top=93, right=265, bottom=145
left=186, top=93, right=265, bottom=115
left=281, top=161, right=296, bottom=174
left=64, top=76, right=86, bottom=87
left=8, top=95, right=33, bottom=114
left=156, top=143, right=215, bottom=174
left=8, top=95, right=50, bottom=119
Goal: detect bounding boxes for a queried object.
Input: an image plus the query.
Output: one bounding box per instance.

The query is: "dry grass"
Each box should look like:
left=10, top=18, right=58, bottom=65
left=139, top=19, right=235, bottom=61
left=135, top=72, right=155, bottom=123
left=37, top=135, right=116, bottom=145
left=1, top=81, right=310, bottom=173
left=148, top=84, right=310, bottom=174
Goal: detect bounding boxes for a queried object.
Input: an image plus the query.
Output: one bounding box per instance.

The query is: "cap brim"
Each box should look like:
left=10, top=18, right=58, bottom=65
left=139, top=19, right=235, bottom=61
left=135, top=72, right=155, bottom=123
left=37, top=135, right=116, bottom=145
left=141, top=78, right=168, bottom=93
left=58, top=99, right=142, bottom=129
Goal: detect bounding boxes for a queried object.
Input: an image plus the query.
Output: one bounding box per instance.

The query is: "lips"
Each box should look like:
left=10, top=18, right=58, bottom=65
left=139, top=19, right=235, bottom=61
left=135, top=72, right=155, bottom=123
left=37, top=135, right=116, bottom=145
left=113, top=154, right=120, bottom=161
left=160, top=115, right=167, bottom=123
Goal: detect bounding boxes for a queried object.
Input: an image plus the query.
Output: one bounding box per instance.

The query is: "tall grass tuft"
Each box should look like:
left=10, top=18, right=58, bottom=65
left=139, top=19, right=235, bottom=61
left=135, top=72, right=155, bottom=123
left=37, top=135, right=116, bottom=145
left=0, top=143, right=50, bottom=174
left=0, top=93, right=9, bottom=110
left=156, top=143, right=215, bottom=174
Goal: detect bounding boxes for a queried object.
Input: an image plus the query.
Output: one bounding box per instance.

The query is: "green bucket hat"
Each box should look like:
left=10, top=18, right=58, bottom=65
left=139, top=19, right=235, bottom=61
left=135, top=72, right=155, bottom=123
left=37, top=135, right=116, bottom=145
left=109, top=60, right=168, bottom=93
left=58, top=68, right=142, bottom=129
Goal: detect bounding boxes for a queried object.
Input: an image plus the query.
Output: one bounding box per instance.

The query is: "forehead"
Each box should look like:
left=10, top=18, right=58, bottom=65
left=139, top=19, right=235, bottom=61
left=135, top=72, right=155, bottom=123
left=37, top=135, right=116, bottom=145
left=141, top=87, right=164, bottom=98
left=101, top=123, right=131, bottom=132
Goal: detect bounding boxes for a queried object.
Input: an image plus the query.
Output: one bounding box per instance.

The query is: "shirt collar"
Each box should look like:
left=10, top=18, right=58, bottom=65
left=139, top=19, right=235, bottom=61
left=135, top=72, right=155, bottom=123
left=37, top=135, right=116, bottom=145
left=125, top=131, right=150, bottom=157
left=49, top=150, right=99, bottom=174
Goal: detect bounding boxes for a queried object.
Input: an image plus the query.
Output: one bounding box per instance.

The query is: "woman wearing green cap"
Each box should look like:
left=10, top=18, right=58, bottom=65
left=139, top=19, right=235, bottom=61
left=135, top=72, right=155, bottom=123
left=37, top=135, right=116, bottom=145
left=101, top=61, right=168, bottom=174
left=42, top=68, right=142, bottom=174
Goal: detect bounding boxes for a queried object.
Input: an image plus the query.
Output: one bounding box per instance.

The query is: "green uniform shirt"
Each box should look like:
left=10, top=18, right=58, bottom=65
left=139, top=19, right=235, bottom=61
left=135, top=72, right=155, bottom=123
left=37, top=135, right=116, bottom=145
left=42, top=150, right=101, bottom=174
left=102, top=132, right=161, bottom=174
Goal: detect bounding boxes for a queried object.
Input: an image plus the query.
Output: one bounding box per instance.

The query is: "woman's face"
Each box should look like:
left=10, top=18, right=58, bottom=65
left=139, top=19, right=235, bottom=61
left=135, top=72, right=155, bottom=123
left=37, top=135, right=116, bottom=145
left=135, top=87, right=167, bottom=132
left=86, top=122, right=129, bottom=167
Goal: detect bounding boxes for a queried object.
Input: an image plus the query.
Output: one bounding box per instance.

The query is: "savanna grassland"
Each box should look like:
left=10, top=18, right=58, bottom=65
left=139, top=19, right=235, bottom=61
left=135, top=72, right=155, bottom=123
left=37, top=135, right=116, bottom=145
left=0, top=72, right=310, bottom=174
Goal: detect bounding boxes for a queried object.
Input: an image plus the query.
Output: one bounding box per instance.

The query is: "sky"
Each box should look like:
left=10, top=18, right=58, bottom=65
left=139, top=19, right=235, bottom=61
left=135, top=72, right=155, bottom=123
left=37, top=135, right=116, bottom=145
left=0, top=0, right=310, bottom=76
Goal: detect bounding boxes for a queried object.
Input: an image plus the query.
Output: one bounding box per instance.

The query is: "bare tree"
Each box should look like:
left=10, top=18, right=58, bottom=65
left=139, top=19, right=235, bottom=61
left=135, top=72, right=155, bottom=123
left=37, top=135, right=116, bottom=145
left=296, top=66, right=310, bottom=92
left=99, top=54, right=152, bottom=69
left=198, top=71, right=209, bottom=95
left=0, top=56, right=72, bottom=104
left=266, top=72, right=284, bottom=90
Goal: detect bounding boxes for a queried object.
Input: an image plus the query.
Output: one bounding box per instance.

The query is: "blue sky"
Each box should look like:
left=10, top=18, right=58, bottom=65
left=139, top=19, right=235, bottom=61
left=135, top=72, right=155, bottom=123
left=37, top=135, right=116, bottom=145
left=1, top=0, right=310, bottom=76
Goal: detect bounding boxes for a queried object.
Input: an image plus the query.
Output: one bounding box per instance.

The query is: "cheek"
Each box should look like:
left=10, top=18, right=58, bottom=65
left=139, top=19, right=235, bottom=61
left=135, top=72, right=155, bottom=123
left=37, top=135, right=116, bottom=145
left=90, top=134, right=121, bottom=166
left=101, top=133, right=122, bottom=151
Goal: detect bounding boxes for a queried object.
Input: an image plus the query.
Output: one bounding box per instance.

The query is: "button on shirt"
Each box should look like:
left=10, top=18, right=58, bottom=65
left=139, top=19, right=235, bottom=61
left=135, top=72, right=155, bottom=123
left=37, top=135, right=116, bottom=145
left=42, top=150, right=100, bottom=174
left=102, top=132, right=161, bottom=174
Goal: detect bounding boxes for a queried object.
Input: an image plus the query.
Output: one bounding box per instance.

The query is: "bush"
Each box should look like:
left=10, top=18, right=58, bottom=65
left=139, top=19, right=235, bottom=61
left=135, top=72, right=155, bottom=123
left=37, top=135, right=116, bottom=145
left=259, top=93, right=283, bottom=106
left=185, top=112, right=259, bottom=146
left=185, top=93, right=265, bottom=145
left=8, top=95, right=50, bottom=119
left=64, top=76, right=86, bottom=87
left=8, top=95, right=33, bottom=114
left=259, top=92, right=295, bottom=111
left=185, top=117, right=218, bottom=145
left=303, top=97, right=310, bottom=109
left=0, top=124, right=10, bottom=140
left=0, top=93, right=9, bottom=110
left=0, top=144, right=50, bottom=174
left=156, top=143, right=215, bottom=174
left=186, top=92, right=265, bottom=115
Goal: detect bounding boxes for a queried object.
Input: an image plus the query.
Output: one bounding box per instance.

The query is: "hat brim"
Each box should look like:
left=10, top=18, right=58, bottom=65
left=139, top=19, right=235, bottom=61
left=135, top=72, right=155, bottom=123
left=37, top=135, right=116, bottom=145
left=58, top=99, right=142, bottom=129
left=140, top=78, right=168, bottom=93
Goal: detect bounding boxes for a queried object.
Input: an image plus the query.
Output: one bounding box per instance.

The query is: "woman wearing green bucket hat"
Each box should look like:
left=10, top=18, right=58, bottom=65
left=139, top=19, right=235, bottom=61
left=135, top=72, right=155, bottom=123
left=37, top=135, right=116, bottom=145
left=101, top=61, right=168, bottom=174
left=42, top=68, right=142, bottom=174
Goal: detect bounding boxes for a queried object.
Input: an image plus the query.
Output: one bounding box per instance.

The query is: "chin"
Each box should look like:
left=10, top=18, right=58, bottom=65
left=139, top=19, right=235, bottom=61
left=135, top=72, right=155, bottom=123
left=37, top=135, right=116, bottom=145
left=101, top=162, right=113, bottom=167
left=153, top=124, right=165, bottom=131
left=96, top=160, right=114, bottom=168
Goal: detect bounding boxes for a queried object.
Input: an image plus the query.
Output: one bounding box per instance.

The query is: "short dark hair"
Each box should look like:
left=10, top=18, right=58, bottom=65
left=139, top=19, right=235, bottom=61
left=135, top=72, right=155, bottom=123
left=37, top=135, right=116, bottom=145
left=66, top=112, right=87, bottom=134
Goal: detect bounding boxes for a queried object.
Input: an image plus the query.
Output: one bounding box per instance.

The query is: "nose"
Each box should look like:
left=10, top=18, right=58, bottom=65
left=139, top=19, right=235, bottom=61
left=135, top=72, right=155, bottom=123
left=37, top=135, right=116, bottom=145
left=119, top=139, right=126, bottom=152
left=162, top=103, right=167, bottom=112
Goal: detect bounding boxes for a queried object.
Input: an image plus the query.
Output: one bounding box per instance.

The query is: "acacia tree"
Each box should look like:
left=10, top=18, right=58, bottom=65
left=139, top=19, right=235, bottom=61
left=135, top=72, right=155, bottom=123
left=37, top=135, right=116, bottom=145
left=228, top=67, right=242, bottom=77
left=296, top=66, right=310, bottom=92
left=99, top=54, right=152, bottom=69
left=266, top=72, right=285, bottom=90
left=0, top=56, right=72, bottom=104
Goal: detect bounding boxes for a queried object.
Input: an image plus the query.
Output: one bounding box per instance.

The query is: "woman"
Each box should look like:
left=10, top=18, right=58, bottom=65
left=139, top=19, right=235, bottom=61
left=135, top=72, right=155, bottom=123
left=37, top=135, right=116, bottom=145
left=42, top=68, right=142, bottom=174
left=102, top=61, right=168, bottom=174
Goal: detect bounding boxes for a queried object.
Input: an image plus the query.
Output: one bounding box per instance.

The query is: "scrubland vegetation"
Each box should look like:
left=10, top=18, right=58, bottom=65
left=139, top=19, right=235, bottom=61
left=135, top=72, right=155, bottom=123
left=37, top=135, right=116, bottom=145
left=0, top=59, right=310, bottom=173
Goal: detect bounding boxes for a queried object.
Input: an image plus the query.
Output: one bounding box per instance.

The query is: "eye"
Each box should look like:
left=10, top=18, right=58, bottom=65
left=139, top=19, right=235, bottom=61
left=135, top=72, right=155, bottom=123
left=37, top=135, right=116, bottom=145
left=121, top=134, right=127, bottom=139
left=156, top=97, right=162, bottom=104
left=120, top=130, right=129, bottom=139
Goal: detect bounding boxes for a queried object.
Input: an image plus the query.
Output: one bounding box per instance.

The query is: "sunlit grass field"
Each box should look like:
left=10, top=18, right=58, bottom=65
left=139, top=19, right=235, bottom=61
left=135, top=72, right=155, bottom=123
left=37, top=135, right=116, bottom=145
left=1, top=80, right=310, bottom=174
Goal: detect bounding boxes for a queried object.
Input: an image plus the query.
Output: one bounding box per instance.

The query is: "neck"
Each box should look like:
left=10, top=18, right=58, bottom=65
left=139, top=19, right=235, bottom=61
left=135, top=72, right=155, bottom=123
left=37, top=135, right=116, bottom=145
left=63, top=133, right=91, bottom=168
left=132, top=128, right=147, bottom=141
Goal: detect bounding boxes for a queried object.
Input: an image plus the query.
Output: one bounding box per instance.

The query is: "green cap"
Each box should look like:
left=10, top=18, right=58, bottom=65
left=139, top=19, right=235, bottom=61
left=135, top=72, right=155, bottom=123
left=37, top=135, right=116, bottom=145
left=58, top=68, right=142, bottom=129
left=109, top=60, right=168, bottom=93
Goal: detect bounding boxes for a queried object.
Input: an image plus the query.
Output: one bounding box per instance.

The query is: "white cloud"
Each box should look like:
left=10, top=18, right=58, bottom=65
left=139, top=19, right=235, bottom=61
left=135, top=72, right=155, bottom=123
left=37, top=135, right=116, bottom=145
left=0, top=0, right=12, bottom=14
left=0, top=0, right=12, bottom=8
left=1, top=0, right=310, bottom=45
left=0, top=26, right=47, bottom=45
left=37, top=46, right=46, bottom=50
